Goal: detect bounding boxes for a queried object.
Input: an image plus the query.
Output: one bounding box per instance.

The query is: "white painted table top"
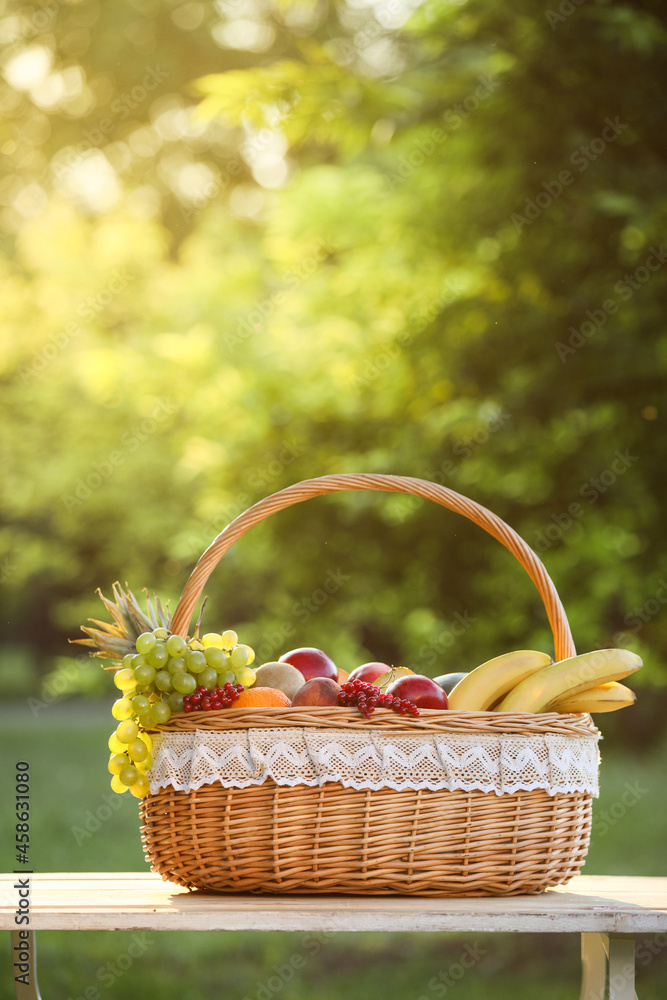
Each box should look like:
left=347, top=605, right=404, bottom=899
left=1, top=873, right=666, bottom=934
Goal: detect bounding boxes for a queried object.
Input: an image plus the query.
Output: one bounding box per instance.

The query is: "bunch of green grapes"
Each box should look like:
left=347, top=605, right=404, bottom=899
left=107, top=726, right=153, bottom=798
left=108, top=627, right=256, bottom=798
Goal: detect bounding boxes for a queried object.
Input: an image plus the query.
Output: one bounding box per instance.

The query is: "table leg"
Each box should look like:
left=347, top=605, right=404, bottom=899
left=10, top=931, right=42, bottom=1000
left=606, top=934, right=637, bottom=1000
left=580, top=933, right=607, bottom=1000
left=579, top=933, right=638, bottom=1000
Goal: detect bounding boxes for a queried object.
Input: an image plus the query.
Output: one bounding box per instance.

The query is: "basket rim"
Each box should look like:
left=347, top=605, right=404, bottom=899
left=152, top=706, right=599, bottom=738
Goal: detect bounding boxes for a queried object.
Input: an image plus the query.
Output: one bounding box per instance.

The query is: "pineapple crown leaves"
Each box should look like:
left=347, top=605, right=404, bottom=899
left=71, top=582, right=172, bottom=662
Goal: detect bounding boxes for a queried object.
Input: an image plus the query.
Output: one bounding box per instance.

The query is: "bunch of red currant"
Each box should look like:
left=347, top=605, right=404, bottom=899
left=183, top=682, right=244, bottom=713
left=338, top=680, right=420, bottom=719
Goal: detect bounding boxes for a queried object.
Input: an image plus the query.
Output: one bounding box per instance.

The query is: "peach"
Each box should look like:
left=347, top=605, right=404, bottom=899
left=290, top=677, right=341, bottom=707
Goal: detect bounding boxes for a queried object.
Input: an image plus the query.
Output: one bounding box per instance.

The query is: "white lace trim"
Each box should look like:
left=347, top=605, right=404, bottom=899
left=148, top=728, right=600, bottom=798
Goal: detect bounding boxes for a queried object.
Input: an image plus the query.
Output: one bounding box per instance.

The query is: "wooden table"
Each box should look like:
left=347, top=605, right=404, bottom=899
left=1, top=873, right=666, bottom=999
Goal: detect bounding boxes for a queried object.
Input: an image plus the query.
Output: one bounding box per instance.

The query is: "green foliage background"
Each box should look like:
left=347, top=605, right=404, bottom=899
left=1, top=5, right=667, bottom=997
left=1, top=0, right=666, bottom=745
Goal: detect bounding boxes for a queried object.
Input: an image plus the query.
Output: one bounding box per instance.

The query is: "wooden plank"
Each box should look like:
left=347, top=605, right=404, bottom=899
left=1, top=874, right=666, bottom=934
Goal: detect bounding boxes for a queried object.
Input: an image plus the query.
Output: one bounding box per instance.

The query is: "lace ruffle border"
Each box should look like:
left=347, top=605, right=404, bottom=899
left=148, top=727, right=600, bottom=798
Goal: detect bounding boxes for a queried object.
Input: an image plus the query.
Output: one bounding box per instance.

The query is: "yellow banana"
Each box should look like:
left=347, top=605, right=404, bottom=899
left=496, top=648, right=642, bottom=713
left=447, top=650, right=552, bottom=711
left=551, top=681, right=636, bottom=714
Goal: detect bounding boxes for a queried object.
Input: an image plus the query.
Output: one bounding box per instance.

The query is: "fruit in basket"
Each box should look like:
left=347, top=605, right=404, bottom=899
left=433, top=672, right=469, bottom=694
left=372, top=666, right=414, bottom=692
left=184, top=683, right=243, bottom=712
left=290, top=677, right=341, bottom=707
left=253, top=662, right=305, bottom=699
left=550, top=681, right=636, bottom=714
left=235, top=666, right=257, bottom=688
left=279, top=647, right=338, bottom=681
left=496, top=648, right=643, bottom=712
left=447, top=650, right=552, bottom=711
left=349, top=662, right=392, bottom=683
left=234, top=686, right=292, bottom=708
left=386, top=674, right=449, bottom=709
left=338, top=680, right=420, bottom=718
left=128, top=774, right=150, bottom=799
left=76, top=583, right=262, bottom=796
left=74, top=583, right=173, bottom=660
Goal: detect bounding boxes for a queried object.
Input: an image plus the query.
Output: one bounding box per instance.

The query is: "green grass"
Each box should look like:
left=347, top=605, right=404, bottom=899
left=1, top=700, right=666, bottom=1000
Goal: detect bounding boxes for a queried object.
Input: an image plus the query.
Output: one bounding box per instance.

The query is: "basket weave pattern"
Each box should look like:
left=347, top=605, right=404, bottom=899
left=139, top=475, right=598, bottom=896
left=141, top=710, right=596, bottom=895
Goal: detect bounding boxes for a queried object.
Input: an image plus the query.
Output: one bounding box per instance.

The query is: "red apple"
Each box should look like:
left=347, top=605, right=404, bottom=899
left=348, top=662, right=391, bottom=684
left=279, top=647, right=338, bottom=682
left=386, top=674, right=449, bottom=709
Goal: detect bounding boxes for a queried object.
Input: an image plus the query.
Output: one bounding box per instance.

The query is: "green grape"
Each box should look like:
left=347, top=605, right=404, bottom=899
left=131, top=694, right=150, bottom=715
left=155, top=670, right=172, bottom=692
left=137, top=751, right=153, bottom=772
left=168, top=692, right=185, bottom=714
left=111, top=698, right=133, bottom=721
left=138, top=731, right=152, bottom=752
left=127, top=739, right=148, bottom=762
left=113, top=668, right=136, bottom=692
left=136, top=631, right=157, bottom=655
left=119, top=763, right=139, bottom=786
left=199, top=667, right=218, bottom=690
left=172, top=672, right=196, bottom=695
left=108, top=753, right=129, bottom=775
left=185, top=650, right=206, bottom=674
left=110, top=774, right=128, bottom=794
left=216, top=669, right=236, bottom=686
left=108, top=732, right=126, bottom=754
left=150, top=701, right=171, bottom=725
left=136, top=711, right=152, bottom=731
left=132, top=653, right=147, bottom=668
left=154, top=627, right=169, bottom=640
left=202, top=632, right=223, bottom=649
left=204, top=646, right=225, bottom=669
left=134, top=663, right=156, bottom=686
left=167, top=656, right=186, bottom=675
left=237, top=666, right=256, bottom=688
left=122, top=653, right=135, bottom=670
left=239, top=643, right=255, bottom=665
left=230, top=645, right=249, bottom=669
left=147, top=643, right=168, bottom=668
left=129, top=774, right=150, bottom=798
left=221, top=630, right=238, bottom=650
left=166, top=634, right=187, bottom=657
left=117, top=720, right=139, bottom=744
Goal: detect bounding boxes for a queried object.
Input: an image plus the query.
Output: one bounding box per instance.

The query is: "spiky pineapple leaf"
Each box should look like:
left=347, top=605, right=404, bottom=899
left=96, top=587, right=136, bottom=637
left=75, top=583, right=173, bottom=664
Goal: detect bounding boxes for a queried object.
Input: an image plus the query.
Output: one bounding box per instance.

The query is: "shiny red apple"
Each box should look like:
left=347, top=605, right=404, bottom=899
left=386, top=674, right=449, bottom=709
left=279, top=647, right=338, bottom=682
left=348, top=662, right=391, bottom=684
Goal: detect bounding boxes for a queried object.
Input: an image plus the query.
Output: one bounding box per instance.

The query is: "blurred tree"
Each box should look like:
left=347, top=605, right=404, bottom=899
left=0, top=0, right=665, bottom=744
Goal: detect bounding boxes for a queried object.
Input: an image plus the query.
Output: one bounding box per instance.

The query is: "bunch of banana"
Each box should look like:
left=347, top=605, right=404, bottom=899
left=448, top=648, right=641, bottom=714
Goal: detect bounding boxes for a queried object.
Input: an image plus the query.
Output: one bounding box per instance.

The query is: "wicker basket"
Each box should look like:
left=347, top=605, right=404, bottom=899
left=140, top=474, right=599, bottom=896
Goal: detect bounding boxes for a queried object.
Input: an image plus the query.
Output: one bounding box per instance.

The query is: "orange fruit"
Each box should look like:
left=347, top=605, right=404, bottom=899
left=337, top=669, right=350, bottom=684
left=234, top=687, right=292, bottom=708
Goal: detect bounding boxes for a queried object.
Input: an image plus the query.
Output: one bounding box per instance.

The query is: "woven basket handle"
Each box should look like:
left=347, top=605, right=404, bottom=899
left=170, top=474, right=576, bottom=660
